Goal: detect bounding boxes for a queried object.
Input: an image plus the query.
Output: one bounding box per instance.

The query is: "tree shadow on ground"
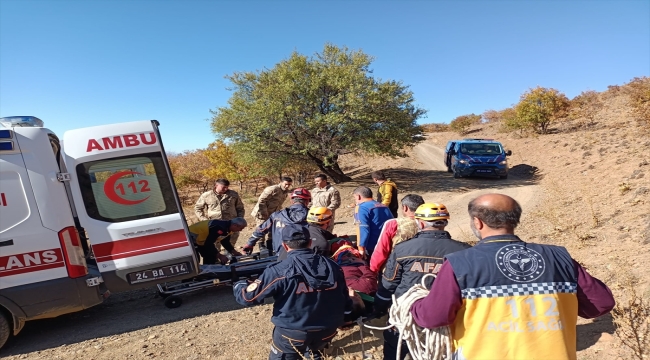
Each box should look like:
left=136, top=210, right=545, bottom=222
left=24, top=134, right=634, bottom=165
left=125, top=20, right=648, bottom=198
left=0, top=284, right=243, bottom=356
left=342, top=166, right=372, bottom=178
left=576, top=313, right=616, bottom=351
left=353, top=164, right=544, bottom=194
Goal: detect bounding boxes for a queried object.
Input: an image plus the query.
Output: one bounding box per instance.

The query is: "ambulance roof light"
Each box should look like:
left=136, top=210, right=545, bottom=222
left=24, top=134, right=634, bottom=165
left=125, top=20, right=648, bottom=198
left=0, top=116, right=44, bottom=128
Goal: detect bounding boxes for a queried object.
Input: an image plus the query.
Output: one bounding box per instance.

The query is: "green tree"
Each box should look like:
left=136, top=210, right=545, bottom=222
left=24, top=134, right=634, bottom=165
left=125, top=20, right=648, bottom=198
left=515, top=86, right=570, bottom=134
left=210, top=44, right=426, bottom=183
left=449, top=113, right=481, bottom=134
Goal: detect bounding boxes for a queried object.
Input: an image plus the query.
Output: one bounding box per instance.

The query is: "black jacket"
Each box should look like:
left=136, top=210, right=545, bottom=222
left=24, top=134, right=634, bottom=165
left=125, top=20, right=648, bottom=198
left=233, top=248, right=353, bottom=330
left=376, top=230, right=470, bottom=300
left=308, top=224, right=335, bottom=257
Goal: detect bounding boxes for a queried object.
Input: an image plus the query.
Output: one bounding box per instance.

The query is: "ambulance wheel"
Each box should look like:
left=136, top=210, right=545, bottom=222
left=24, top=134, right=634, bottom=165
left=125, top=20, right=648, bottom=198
left=0, top=311, right=10, bottom=350
left=164, top=296, right=182, bottom=309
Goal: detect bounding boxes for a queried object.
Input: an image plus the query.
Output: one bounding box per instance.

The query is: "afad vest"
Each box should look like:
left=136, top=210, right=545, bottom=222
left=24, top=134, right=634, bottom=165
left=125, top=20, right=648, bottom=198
left=445, top=236, right=578, bottom=360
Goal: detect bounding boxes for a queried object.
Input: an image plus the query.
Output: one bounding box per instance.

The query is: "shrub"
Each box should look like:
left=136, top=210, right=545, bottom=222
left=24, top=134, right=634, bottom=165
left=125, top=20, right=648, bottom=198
left=499, top=107, right=524, bottom=133
left=626, top=77, right=650, bottom=129
left=570, top=90, right=604, bottom=128
left=482, top=109, right=501, bottom=123
left=420, top=123, right=449, bottom=133
left=449, top=113, right=481, bottom=135
left=612, top=273, right=650, bottom=360
left=514, top=87, right=570, bottom=134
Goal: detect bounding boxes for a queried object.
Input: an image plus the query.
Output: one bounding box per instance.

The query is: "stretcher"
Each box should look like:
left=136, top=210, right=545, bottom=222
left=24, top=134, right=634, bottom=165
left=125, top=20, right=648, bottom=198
left=157, top=252, right=277, bottom=308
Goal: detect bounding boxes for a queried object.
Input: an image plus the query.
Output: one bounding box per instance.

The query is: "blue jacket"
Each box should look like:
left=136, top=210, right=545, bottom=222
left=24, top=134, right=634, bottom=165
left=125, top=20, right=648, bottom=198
left=246, top=203, right=310, bottom=254
left=355, top=200, right=394, bottom=253
left=233, top=248, right=353, bottom=330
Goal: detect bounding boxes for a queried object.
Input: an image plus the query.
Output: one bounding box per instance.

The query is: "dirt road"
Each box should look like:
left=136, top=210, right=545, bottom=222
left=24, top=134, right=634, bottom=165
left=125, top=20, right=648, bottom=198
left=0, top=138, right=544, bottom=360
left=335, top=138, right=543, bottom=242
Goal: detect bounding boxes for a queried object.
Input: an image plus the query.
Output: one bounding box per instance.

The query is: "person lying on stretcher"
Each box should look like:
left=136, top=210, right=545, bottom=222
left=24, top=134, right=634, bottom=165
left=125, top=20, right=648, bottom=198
left=330, top=238, right=378, bottom=320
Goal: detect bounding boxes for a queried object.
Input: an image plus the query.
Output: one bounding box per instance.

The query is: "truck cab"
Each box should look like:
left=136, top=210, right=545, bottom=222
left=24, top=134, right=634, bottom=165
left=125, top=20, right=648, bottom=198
left=0, top=117, right=199, bottom=348
left=444, top=138, right=512, bottom=179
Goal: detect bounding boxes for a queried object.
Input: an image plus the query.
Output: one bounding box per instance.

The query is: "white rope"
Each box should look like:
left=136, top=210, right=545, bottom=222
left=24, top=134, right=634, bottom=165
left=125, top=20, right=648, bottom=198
left=363, top=273, right=452, bottom=360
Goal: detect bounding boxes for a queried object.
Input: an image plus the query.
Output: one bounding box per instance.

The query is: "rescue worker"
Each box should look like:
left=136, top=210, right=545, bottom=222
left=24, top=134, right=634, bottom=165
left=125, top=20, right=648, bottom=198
left=352, top=186, right=393, bottom=258
left=250, top=177, right=293, bottom=251
left=306, top=207, right=336, bottom=257
left=243, top=188, right=311, bottom=259
left=194, top=179, right=246, bottom=250
left=410, top=194, right=615, bottom=360
left=310, top=174, right=341, bottom=232
left=375, top=203, right=470, bottom=360
left=371, top=170, right=399, bottom=218
left=370, top=194, right=425, bottom=273
left=188, top=218, right=247, bottom=265
left=233, top=224, right=353, bottom=360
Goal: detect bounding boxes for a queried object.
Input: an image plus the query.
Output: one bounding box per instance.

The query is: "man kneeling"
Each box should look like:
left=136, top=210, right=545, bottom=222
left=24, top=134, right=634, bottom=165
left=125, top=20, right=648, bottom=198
left=233, top=224, right=353, bottom=359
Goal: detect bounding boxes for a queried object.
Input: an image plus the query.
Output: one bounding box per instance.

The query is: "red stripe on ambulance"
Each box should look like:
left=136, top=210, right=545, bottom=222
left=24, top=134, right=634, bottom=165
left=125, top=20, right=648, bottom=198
left=93, top=229, right=189, bottom=262
left=86, top=132, right=157, bottom=152
left=0, top=249, right=65, bottom=277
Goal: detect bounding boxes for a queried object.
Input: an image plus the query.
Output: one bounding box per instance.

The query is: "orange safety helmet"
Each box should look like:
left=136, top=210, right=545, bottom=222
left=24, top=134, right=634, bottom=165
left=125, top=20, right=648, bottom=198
left=414, top=203, right=450, bottom=220
left=307, top=207, right=332, bottom=225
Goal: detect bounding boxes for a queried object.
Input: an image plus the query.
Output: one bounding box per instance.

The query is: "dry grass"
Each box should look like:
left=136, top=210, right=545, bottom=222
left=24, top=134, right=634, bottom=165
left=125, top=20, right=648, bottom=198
left=611, top=271, right=650, bottom=360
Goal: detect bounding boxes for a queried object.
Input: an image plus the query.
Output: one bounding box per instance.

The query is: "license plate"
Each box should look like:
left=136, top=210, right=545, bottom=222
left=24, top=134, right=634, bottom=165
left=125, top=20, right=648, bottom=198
left=476, top=169, right=492, bottom=173
left=127, top=262, right=190, bottom=284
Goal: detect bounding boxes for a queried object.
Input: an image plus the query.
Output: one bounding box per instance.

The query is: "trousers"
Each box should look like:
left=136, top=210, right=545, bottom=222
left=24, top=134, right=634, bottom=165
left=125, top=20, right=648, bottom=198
left=383, top=327, right=411, bottom=360
left=269, top=326, right=337, bottom=360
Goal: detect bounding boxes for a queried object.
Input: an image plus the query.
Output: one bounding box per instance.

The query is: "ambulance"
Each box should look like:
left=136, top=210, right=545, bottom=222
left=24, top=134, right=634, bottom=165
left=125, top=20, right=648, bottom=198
left=0, top=116, right=199, bottom=349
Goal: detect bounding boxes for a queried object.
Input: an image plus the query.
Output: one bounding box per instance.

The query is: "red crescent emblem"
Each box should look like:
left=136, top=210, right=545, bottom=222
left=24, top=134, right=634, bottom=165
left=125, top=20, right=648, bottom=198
left=103, top=171, right=151, bottom=205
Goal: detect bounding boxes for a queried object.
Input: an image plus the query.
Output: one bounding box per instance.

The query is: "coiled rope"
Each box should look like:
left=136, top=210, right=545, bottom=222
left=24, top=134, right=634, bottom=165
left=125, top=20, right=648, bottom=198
left=361, top=273, right=452, bottom=360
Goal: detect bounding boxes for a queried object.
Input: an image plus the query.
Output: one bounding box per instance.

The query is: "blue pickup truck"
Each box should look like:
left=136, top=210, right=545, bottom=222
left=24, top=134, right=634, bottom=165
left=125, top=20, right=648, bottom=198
left=444, top=139, right=512, bottom=179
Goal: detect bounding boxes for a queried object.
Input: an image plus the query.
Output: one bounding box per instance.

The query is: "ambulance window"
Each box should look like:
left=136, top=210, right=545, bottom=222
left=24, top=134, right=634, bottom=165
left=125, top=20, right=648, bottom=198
left=76, top=152, right=178, bottom=222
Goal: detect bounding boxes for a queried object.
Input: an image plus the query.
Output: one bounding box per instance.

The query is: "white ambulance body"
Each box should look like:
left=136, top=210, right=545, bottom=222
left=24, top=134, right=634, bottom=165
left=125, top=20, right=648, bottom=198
left=0, top=117, right=199, bottom=348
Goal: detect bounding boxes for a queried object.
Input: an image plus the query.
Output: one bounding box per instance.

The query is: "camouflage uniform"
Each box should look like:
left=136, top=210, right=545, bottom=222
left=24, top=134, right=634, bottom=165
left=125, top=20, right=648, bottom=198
left=310, top=184, right=341, bottom=232
left=194, top=189, right=245, bottom=248
left=251, top=184, right=291, bottom=246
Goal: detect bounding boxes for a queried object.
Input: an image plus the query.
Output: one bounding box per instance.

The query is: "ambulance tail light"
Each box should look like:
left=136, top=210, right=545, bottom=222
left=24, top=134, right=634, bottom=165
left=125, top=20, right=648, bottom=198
left=59, top=227, right=88, bottom=278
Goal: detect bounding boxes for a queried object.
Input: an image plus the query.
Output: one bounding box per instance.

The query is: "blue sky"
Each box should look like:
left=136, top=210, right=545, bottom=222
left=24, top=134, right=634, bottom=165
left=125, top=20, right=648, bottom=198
left=1, top=0, right=648, bottom=153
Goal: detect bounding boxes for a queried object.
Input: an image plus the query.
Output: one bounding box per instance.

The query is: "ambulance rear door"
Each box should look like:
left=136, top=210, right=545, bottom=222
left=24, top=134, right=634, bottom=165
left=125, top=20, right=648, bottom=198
left=62, top=120, right=198, bottom=292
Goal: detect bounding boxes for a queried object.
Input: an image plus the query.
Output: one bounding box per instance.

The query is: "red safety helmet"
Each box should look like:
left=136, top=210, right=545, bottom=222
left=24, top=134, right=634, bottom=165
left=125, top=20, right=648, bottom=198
left=290, top=188, right=312, bottom=201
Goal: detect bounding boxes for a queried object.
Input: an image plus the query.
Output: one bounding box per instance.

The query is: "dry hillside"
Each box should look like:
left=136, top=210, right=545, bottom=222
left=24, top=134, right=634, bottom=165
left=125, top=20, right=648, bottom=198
left=1, top=84, right=648, bottom=359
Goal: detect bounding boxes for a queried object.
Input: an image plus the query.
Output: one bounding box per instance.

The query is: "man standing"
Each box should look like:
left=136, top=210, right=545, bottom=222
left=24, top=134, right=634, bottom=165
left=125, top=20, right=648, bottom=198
left=243, top=188, right=311, bottom=259
left=188, top=218, right=247, bottom=264
left=352, top=186, right=393, bottom=258
left=194, top=179, right=245, bottom=249
left=371, top=170, right=399, bottom=218
left=410, top=194, right=615, bottom=360
left=250, top=177, right=293, bottom=250
left=233, top=224, right=353, bottom=360
left=370, top=194, right=425, bottom=273
left=375, top=203, right=470, bottom=360
left=310, top=174, right=341, bottom=232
